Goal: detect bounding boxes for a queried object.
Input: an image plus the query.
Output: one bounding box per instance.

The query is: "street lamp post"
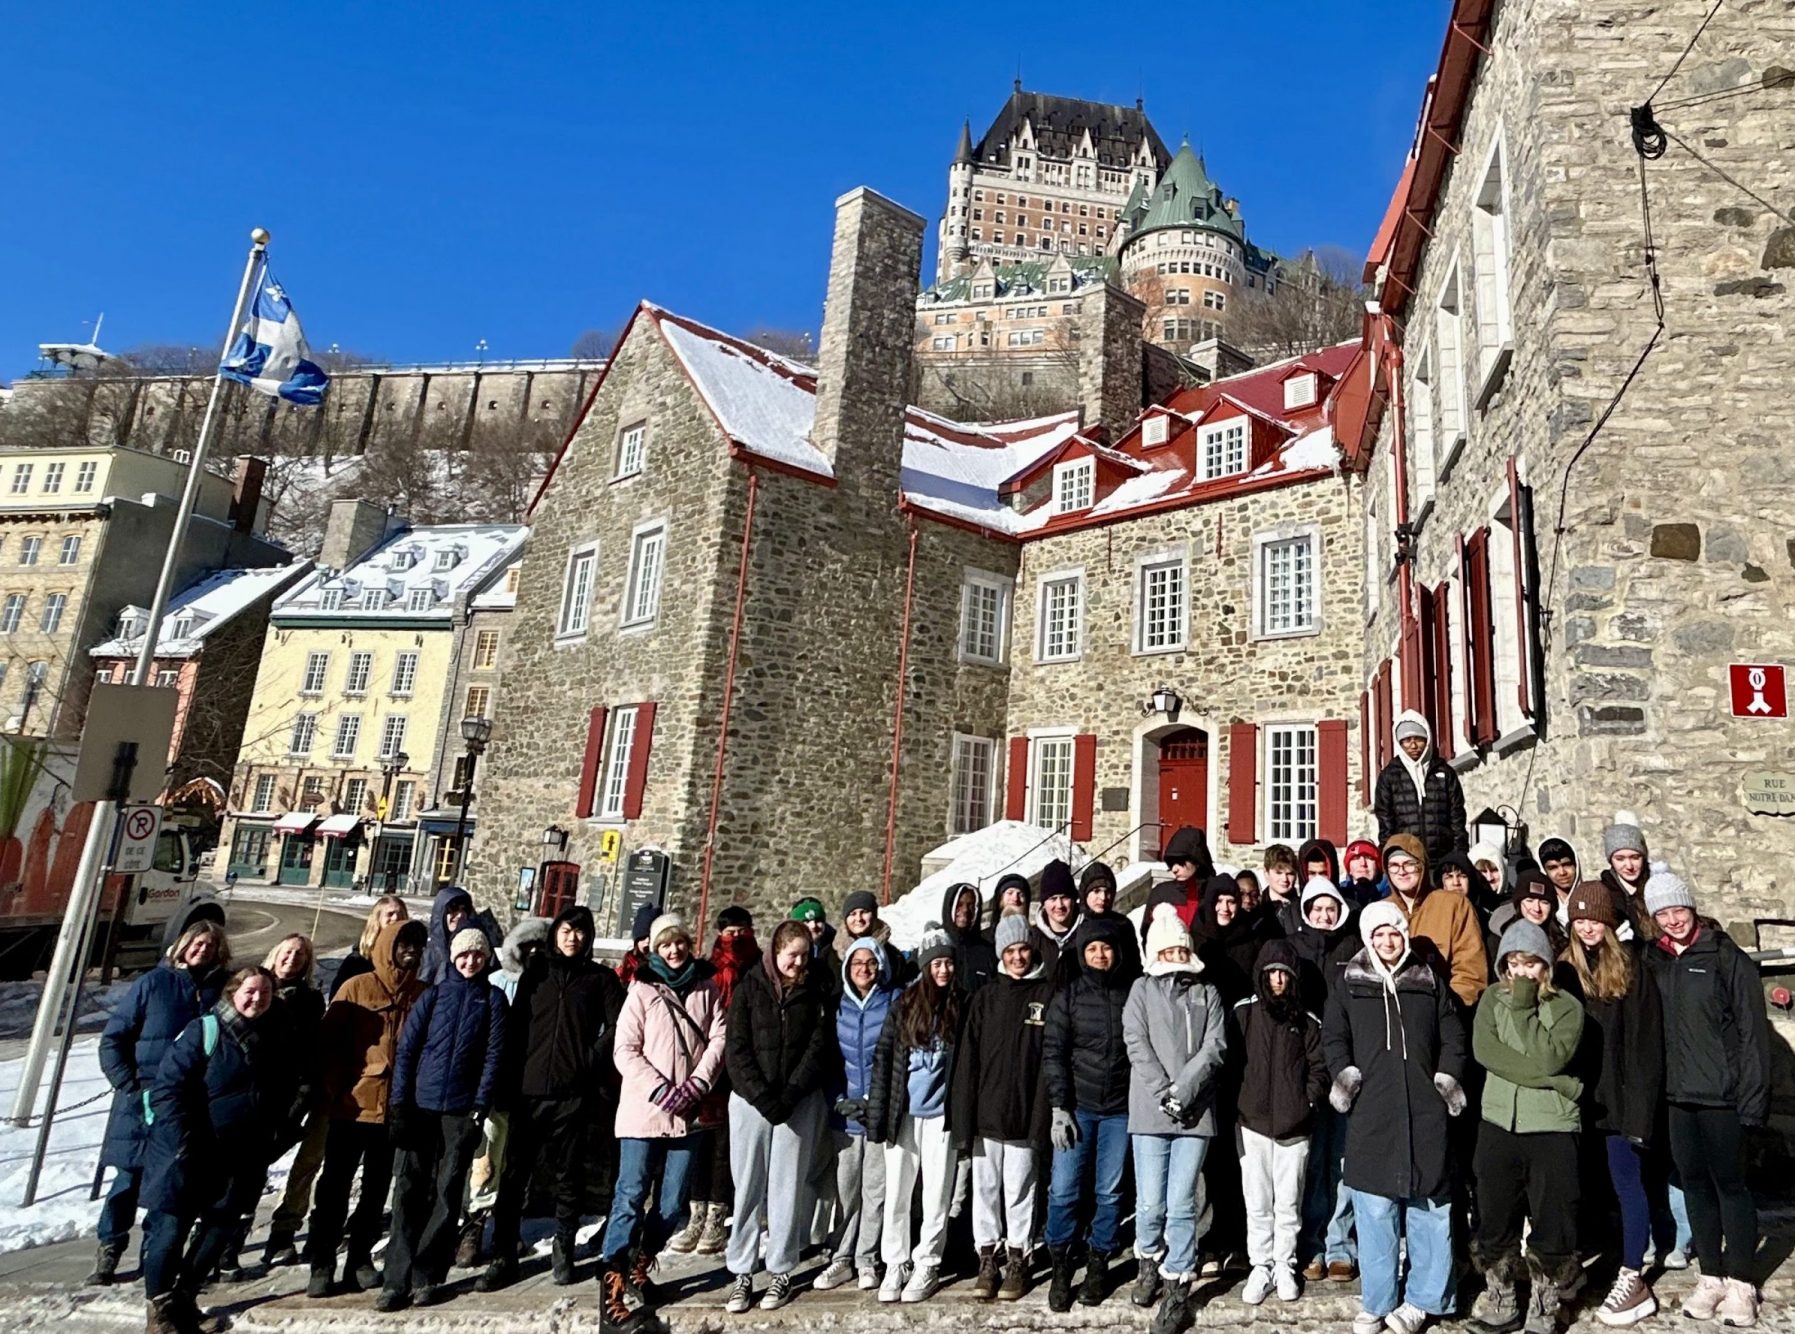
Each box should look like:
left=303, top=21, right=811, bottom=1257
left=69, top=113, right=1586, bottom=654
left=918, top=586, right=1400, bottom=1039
left=451, top=716, right=494, bottom=884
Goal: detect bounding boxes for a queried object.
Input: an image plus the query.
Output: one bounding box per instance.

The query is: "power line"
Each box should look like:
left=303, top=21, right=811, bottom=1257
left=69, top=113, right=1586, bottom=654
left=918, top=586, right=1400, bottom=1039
left=1661, top=126, right=1795, bottom=227
left=1648, top=0, right=1727, bottom=104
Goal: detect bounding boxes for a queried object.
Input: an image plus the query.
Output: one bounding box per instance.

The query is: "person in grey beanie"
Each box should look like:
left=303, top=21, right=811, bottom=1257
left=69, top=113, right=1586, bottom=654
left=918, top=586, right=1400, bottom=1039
left=1641, top=864, right=1770, bottom=1326
left=1599, top=812, right=1651, bottom=940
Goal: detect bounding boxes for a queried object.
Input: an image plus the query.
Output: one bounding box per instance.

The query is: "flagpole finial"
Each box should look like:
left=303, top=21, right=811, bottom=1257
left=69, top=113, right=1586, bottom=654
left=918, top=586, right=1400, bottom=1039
left=250, top=227, right=271, bottom=246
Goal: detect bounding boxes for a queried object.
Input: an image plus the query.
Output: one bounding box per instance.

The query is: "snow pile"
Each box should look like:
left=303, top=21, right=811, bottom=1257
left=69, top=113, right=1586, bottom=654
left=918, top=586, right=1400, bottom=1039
left=0, top=980, right=130, bottom=1042
left=883, top=821, right=1083, bottom=949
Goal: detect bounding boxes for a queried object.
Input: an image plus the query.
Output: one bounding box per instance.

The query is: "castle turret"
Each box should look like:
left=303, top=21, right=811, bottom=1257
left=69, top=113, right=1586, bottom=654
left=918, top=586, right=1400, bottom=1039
left=939, top=120, right=976, bottom=281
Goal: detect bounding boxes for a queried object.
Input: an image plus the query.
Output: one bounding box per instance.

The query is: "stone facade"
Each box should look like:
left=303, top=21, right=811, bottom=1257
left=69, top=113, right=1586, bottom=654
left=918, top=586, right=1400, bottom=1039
left=1356, top=0, right=1795, bottom=926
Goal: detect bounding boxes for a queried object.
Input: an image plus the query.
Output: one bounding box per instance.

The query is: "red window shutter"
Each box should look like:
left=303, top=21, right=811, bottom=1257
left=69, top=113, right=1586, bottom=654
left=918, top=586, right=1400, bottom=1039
left=1005, top=737, right=1029, bottom=821
left=1466, top=528, right=1497, bottom=746
left=575, top=706, right=608, bottom=819
left=1431, top=583, right=1455, bottom=761
left=1227, top=722, right=1258, bottom=845
left=1506, top=457, right=1534, bottom=719
left=1416, top=583, right=1439, bottom=740
left=1070, top=734, right=1097, bottom=842
left=1375, top=660, right=1393, bottom=772
left=1318, top=719, right=1349, bottom=846
left=1400, top=611, right=1424, bottom=715
left=1358, top=691, right=1372, bottom=805
left=622, top=702, right=657, bottom=819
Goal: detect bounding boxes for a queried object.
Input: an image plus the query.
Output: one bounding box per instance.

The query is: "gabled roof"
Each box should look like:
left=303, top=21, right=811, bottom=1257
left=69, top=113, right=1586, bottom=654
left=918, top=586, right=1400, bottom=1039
left=971, top=87, right=1171, bottom=169
left=90, top=562, right=313, bottom=659
left=1128, top=141, right=1246, bottom=245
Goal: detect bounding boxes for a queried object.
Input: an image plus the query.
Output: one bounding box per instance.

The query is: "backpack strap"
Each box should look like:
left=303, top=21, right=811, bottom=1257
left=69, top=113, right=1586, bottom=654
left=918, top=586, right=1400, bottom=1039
left=202, top=1013, right=219, bottom=1057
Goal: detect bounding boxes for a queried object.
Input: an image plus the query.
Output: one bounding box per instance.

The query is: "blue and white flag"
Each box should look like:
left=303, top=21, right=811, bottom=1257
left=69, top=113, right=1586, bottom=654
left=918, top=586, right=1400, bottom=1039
left=219, top=261, right=329, bottom=404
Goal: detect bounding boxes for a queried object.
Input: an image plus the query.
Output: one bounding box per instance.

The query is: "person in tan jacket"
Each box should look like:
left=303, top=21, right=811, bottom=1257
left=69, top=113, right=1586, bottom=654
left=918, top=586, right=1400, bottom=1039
left=1380, top=835, right=1488, bottom=1010
left=305, top=918, right=426, bottom=1297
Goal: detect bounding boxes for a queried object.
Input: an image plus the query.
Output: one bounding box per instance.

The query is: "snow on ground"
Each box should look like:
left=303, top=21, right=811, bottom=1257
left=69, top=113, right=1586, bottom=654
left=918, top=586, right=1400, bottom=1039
left=883, top=822, right=1083, bottom=949
left=0, top=980, right=131, bottom=1042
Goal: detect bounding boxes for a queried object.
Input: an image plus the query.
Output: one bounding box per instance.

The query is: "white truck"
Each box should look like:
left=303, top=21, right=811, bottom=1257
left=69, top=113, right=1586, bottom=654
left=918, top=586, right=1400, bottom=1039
left=0, top=738, right=224, bottom=980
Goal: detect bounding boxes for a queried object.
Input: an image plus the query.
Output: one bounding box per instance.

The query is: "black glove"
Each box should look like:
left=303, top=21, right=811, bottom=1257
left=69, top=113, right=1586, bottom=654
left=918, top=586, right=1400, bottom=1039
left=833, top=1096, right=868, bottom=1124
left=387, top=1104, right=411, bottom=1145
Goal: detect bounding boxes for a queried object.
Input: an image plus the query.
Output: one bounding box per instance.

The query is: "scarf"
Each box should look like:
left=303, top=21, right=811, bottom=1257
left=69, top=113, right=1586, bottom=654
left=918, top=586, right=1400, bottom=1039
left=646, top=953, right=699, bottom=997
left=212, top=995, right=262, bottom=1058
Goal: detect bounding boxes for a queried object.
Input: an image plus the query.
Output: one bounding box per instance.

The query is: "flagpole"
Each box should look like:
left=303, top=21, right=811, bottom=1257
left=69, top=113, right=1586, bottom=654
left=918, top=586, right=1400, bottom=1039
left=9, top=228, right=269, bottom=1127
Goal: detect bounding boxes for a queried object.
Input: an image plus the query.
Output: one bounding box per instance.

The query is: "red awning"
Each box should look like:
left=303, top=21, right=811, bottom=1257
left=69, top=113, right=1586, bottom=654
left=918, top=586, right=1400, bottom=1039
left=317, top=813, right=361, bottom=837
left=272, top=812, right=318, bottom=834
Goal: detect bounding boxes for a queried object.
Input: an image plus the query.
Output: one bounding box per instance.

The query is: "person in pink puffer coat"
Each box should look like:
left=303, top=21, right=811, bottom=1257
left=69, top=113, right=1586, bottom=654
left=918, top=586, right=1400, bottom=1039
left=598, top=913, right=727, bottom=1324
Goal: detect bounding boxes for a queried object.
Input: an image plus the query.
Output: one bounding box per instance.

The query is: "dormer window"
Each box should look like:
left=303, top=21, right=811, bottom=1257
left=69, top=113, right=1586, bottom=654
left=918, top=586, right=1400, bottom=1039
left=1283, top=373, right=1318, bottom=410
left=388, top=547, right=418, bottom=572
left=1053, top=459, right=1096, bottom=515
left=432, top=548, right=459, bottom=572
left=1142, top=415, right=1170, bottom=448
left=320, top=587, right=344, bottom=611
left=1199, top=421, right=1249, bottom=480
left=168, top=617, right=194, bottom=640
left=407, top=588, right=433, bottom=612
left=117, top=611, right=144, bottom=639
left=360, top=588, right=387, bottom=610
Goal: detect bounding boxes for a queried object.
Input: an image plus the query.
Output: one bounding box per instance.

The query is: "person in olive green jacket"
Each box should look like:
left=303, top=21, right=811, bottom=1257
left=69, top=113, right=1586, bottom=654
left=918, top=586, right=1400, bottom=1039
left=1468, top=920, right=1584, bottom=1334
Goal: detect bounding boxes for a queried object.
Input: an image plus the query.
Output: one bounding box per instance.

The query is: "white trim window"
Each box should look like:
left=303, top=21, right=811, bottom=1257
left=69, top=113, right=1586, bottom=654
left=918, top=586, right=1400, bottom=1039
left=1036, top=570, right=1084, bottom=662
left=391, top=779, right=416, bottom=821
left=58, top=536, right=80, bottom=565
left=1198, top=420, right=1248, bottom=479
left=379, top=714, right=408, bottom=761
left=289, top=713, right=317, bottom=757
left=621, top=523, right=666, bottom=628
left=390, top=651, right=418, bottom=697
left=1136, top=555, right=1187, bottom=653
left=42, top=463, right=65, bottom=494
left=406, top=587, right=433, bottom=612
left=1141, top=415, right=1169, bottom=447
left=1490, top=482, right=1538, bottom=740
left=557, top=543, right=597, bottom=638
left=251, top=773, right=276, bottom=813
left=1435, top=266, right=1467, bottom=447
left=958, top=569, right=1011, bottom=665
left=344, top=651, right=372, bottom=695
left=1029, top=734, right=1075, bottom=832
left=9, top=464, right=32, bottom=495
left=1283, top=372, right=1318, bottom=410
left=19, top=536, right=40, bottom=567
left=1265, top=723, right=1319, bottom=843
left=342, top=777, right=369, bottom=814
left=0, top=595, right=21, bottom=634
left=597, top=705, right=640, bottom=820
left=1052, top=458, right=1095, bottom=514
left=73, top=461, right=97, bottom=494
left=332, top=714, right=361, bottom=759
left=300, top=651, right=329, bottom=695
left=320, top=587, right=343, bottom=611
left=1472, top=134, right=1515, bottom=398
left=40, top=593, right=65, bottom=633
left=1411, top=343, right=1438, bottom=510
left=948, top=733, right=996, bottom=836
left=1257, top=529, right=1319, bottom=637
left=616, top=421, right=647, bottom=479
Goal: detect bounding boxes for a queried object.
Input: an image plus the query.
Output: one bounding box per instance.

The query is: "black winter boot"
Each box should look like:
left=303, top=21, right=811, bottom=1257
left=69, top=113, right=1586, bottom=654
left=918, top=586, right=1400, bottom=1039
left=1151, top=1279, right=1195, bottom=1334
left=89, top=1240, right=125, bottom=1286
left=551, top=1225, right=577, bottom=1285
left=973, top=1246, right=1001, bottom=1300
left=1048, top=1246, right=1076, bottom=1313
left=1132, top=1255, right=1163, bottom=1307
left=454, top=1211, right=487, bottom=1268
left=477, top=1256, right=518, bottom=1292
left=262, top=1230, right=298, bottom=1268
left=343, top=1248, right=380, bottom=1293
left=1078, top=1250, right=1112, bottom=1306
left=304, top=1263, right=333, bottom=1299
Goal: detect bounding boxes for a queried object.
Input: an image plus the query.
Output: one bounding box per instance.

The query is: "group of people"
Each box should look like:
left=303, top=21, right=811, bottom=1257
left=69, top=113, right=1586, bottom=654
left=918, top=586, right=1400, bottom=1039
left=85, top=719, right=1774, bottom=1334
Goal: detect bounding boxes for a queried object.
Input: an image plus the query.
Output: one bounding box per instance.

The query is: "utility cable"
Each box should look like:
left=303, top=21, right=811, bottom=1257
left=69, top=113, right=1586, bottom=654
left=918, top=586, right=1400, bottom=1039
left=1648, top=0, right=1727, bottom=104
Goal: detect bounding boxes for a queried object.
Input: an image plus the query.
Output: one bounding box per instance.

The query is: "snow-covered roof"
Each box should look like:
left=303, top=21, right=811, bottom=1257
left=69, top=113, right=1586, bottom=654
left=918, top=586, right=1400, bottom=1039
left=90, top=562, right=313, bottom=659
left=471, top=555, right=524, bottom=611
left=277, top=522, right=526, bottom=622
left=899, top=409, right=1084, bottom=536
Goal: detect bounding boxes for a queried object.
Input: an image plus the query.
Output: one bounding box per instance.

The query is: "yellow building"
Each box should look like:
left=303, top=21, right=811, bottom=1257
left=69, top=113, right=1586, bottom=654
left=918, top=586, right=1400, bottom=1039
left=220, top=506, right=524, bottom=890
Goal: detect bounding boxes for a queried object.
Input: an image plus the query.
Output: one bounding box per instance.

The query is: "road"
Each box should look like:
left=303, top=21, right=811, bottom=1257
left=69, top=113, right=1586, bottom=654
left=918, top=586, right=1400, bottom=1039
left=219, top=890, right=363, bottom=967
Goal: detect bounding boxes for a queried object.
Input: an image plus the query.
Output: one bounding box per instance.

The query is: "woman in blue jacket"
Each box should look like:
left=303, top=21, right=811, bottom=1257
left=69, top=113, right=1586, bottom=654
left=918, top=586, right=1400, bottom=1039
left=139, top=965, right=285, bottom=1334
left=91, top=921, right=231, bottom=1286
left=817, top=936, right=899, bottom=1292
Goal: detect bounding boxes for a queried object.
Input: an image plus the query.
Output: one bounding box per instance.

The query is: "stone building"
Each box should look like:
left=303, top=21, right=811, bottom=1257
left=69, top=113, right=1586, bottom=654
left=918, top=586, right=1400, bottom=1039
left=217, top=506, right=523, bottom=889
left=1349, top=0, right=1795, bottom=924
left=0, top=445, right=280, bottom=741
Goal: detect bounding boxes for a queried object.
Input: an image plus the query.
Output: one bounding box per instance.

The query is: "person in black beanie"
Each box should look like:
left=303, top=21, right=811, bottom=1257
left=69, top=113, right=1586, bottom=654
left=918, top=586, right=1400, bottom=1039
left=1033, top=861, right=1081, bottom=980
left=1078, top=861, right=1142, bottom=979
left=836, top=890, right=908, bottom=982
left=1160, top=827, right=1216, bottom=924
left=618, top=900, right=660, bottom=987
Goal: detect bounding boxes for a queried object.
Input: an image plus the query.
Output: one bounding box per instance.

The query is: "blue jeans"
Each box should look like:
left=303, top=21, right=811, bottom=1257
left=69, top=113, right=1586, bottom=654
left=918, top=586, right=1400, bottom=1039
left=1133, top=1134, right=1209, bottom=1277
left=1606, top=1134, right=1651, bottom=1272
left=1349, top=1190, right=1454, bottom=1318
left=1301, top=1107, right=1355, bottom=1265
left=98, top=1166, right=142, bottom=1246
left=601, top=1135, right=700, bottom=1264
left=1045, top=1111, right=1129, bottom=1256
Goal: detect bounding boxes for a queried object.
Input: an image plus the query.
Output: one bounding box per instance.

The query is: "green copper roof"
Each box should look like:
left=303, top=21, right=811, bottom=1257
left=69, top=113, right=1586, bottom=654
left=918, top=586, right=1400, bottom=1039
left=921, top=255, right=1118, bottom=304
left=1118, top=174, right=1149, bottom=231
left=1129, top=141, right=1246, bottom=244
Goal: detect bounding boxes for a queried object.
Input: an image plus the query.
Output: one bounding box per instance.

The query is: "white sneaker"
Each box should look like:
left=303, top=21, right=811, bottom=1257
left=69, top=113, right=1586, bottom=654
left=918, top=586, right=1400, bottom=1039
left=1353, top=1313, right=1386, bottom=1334
left=1665, top=1247, right=1691, bottom=1270
left=1717, top=1278, right=1759, bottom=1328
left=1685, top=1274, right=1728, bottom=1321
left=900, top=1263, right=940, bottom=1303
left=1275, top=1264, right=1300, bottom=1302
left=1241, top=1265, right=1273, bottom=1306
left=1385, top=1301, right=1429, bottom=1334
left=878, top=1262, right=910, bottom=1303
left=813, top=1258, right=854, bottom=1291
left=856, top=1265, right=880, bottom=1291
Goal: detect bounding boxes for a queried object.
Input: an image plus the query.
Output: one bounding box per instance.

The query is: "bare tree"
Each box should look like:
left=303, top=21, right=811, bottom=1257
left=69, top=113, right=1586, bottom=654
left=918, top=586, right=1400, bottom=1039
left=569, top=329, right=618, bottom=360
left=741, top=327, right=816, bottom=363
left=1225, top=248, right=1366, bottom=362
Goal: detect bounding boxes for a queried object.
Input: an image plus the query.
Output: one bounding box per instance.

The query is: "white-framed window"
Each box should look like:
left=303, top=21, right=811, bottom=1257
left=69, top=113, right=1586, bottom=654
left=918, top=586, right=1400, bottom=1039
left=73, top=461, right=97, bottom=493
left=289, top=713, right=317, bottom=756
left=464, top=684, right=491, bottom=719
left=300, top=651, right=329, bottom=695
left=1435, top=265, right=1466, bottom=445
left=615, top=421, right=647, bottom=479
left=472, top=630, right=500, bottom=669
left=1256, top=528, right=1320, bottom=637
left=1053, top=459, right=1095, bottom=514
left=0, top=595, right=22, bottom=633
left=1141, top=415, right=1170, bottom=447
left=1136, top=554, right=1187, bottom=653
left=58, top=535, right=80, bottom=565
left=948, top=733, right=996, bottom=836
left=958, top=569, right=1011, bottom=666
left=379, top=714, right=408, bottom=760
left=390, top=651, right=418, bottom=696
left=1035, top=570, right=1084, bottom=662
left=154, top=668, right=178, bottom=688
left=557, top=543, right=597, bottom=638
left=621, top=523, right=666, bottom=628
left=39, top=593, right=65, bottom=633
left=344, top=651, right=372, bottom=695
left=9, top=464, right=33, bottom=494
left=1028, top=734, right=1076, bottom=831
left=406, top=587, right=433, bottom=612
left=251, top=773, right=276, bottom=813
left=1411, top=343, right=1438, bottom=511
left=1283, top=373, right=1318, bottom=410
left=1203, top=290, right=1226, bottom=310
left=19, top=536, right=41, bottom=567
left=320, top=587, right=343, bottom=611
left=1265, top=723, right=1319, bottom=843
left=931, top=336, right=956, bottom=351
left=391, top=779, right=416, bottom=821
left=596, top=705, right=640, bottom=820
left=433, top=548, right=459, bottom=572
left=1198, top=419, right=1248, bottom=479
left=1472, top=133, right=1514, bottom=399
left=42, top=462, right=65, bottom=494
left=1490, top=480, right=1537, bottom=740
left=333, top=714, right=361, bottom=758
left=342, top=776, right=369, bottom=814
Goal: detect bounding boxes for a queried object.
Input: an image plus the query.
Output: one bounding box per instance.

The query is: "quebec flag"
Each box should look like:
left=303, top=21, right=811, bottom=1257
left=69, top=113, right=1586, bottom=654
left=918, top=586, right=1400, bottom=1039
left=219, top=261, right=329, bottom=404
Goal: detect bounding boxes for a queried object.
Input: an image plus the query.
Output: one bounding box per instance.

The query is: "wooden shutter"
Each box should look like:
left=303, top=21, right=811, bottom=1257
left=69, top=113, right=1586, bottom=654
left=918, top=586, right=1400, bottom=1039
left=1400, top=608, right=1425, bottom=715
left=621, top=701, right=657, bottom=819
left=1465, top=528, right=1497, bottom=746
left=1375, top=659, right=1394, bottom=772
left=1358, top=691, right=1372, bottom=805
left=1070, top=733, right=1097, bottom=842
left=1318, top=719, right=1349, bottom=846
left=574, top=706, right=608, bottom=819
left=1005, top=737, right=1029, bottom=821
left=1227, top=722, right=1258, bottom=845
left=1416, top=583, right=1440, bottom=741
left=1509, top=457, right=1543, bottom=723
left=1431, top=583, right=1455, bottom=761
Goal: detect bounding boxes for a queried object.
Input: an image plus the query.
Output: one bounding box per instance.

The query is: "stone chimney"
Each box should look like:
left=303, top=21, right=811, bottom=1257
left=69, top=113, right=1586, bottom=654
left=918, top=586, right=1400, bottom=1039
left=319, top=498, right=398, bottom=571
left=228, top=456, right=266, bottom=534
left=1187, top=337, right=1255, bottom=383
left=1076, top=282, right=1148, bottom=438
left=811, top=187, right=925, bottom=498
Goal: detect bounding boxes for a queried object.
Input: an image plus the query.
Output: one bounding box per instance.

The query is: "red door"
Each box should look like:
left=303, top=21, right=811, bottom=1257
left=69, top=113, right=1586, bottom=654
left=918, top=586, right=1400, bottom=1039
left=1157, top=728, right=1209, bottom=858
left=536, top=861, right=581, bottom=919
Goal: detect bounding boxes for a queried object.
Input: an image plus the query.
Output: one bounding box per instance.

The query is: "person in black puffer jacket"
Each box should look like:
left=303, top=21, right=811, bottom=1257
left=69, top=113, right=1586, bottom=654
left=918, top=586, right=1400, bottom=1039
left=1077, top=861, right=1143, bottom=979
left=1372, top=711, right=1468, bottom=866
left=940, top=882, right=997, bottom=994
left=721, top=920, right=835, bottom=1313
left=481, top=905, right=623, bottom=1291
left=384, top=928, right=508, bottom=1309
left=1190, top=874, right=1271, bottom=1007
left=1041, top=914, right=1137, bottom=1312
left=243, top=935, right=323, bottom=1273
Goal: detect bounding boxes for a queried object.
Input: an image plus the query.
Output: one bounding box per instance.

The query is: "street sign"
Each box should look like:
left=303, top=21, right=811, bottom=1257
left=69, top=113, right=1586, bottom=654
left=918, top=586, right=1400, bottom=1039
left=1729, top=664, right=1788, bottom=718
left=71, top=686, right=178, bottom=803
left=1743, top=770, right=1795, bottom=816
left=599, top=829, right=622, bottom=862
left=115, top=805, right=163, bottom=874
left=614, top=849, right=670, bottom=939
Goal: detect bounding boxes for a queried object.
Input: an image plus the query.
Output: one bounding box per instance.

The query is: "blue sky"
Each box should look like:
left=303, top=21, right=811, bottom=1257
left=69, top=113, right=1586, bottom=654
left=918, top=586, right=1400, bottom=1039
left=0, top=2, right=1448, bottom=381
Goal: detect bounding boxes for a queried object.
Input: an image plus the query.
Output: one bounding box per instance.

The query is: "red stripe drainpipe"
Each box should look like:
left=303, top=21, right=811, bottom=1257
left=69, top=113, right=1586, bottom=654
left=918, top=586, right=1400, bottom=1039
left=1384, top=334, right=1420, bottom=708
left=880, top=516, right=921, bottom=903
left=698, top=466, right=758, bottom=945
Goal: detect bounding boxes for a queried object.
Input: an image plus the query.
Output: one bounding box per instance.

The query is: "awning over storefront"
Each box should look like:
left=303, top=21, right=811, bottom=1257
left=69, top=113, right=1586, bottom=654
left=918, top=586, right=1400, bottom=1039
left=414, top=810, right=466, bottom=837
left=317, top=814, right=361, bottom=837
left=272, top=812, right=318, bottom=834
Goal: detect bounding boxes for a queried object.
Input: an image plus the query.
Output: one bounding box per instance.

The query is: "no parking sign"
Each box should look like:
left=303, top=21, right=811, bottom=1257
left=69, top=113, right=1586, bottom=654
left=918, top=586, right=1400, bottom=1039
left=115, top=805, right=163, bottom=875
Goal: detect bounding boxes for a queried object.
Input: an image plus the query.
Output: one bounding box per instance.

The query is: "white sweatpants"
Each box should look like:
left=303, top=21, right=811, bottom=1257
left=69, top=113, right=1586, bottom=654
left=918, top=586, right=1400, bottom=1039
left=727, top=1090, right=825, bottom=1277
left=881, top=1115, right=958, bottom=1270
left=1239, top=1124, right=1309, bottom=1271
left=971, top=1137, right=1037, bottom=1251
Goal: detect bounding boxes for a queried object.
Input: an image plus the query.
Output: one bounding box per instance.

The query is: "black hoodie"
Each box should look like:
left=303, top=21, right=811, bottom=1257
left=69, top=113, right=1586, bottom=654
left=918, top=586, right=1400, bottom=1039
left=1296, top=838, right=1341, bottom=885
left=950, top=961, right=1054, bottom=1147
left=1190, top=874, right=1271, bottom=1005
left=508, top=905, right=625, bottom=1102
left=1234, top=939, right=1329, bottom=1139
left=940, top=881, right=998, bottom=993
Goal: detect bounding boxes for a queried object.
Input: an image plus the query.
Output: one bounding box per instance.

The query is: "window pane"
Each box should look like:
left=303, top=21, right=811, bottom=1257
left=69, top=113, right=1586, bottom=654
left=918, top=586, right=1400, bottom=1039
left=1139, top=560, right=1185, bottom=650
left=599, top=707, right=638, bottom=819
left=1031, top=738, right=1074, bottom=831
left=1263, top=536, right=1316, bottom=634
left=1039, top=576, right=1081, bottom=660
left=1268, top=726, right=1319, bottom=842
